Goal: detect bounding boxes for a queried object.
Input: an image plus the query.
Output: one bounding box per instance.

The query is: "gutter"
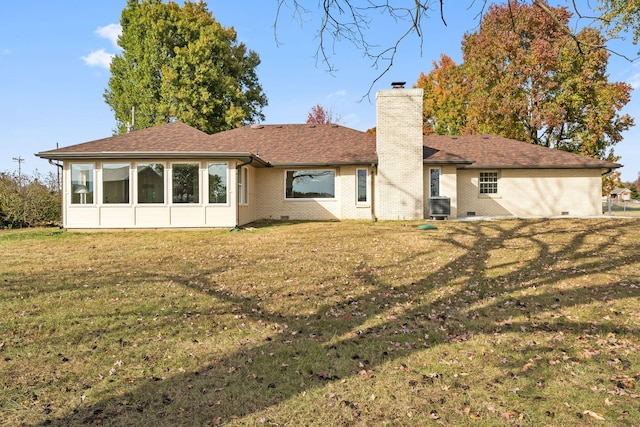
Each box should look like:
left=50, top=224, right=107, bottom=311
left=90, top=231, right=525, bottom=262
left=35, top=151, right=271, bottom=167
left=371, top=163, right=378, bottom=222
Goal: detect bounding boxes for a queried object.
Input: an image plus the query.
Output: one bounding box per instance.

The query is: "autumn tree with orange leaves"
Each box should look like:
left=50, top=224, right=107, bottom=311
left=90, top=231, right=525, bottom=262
left=416, top=1, right=633, bottom=163
left=306, top=104, right=342, bottom=124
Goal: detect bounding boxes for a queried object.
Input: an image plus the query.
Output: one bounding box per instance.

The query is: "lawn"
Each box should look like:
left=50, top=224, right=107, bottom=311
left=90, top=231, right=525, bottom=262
left=1, top=218, right=639, bottom=426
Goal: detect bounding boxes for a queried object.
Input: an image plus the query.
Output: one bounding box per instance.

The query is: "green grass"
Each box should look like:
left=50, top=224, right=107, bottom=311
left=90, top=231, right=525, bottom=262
left=1, top=218, right=639, bottom=426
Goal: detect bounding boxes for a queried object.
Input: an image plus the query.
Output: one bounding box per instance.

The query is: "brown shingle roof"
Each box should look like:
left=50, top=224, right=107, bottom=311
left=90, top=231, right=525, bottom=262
left=37, top=122, right=215, bottom=156
left=423, top=134, right=621, bottom=170
left=207, top=124, right=377, bottom=165
left=36, top=121, right=620, bottom=171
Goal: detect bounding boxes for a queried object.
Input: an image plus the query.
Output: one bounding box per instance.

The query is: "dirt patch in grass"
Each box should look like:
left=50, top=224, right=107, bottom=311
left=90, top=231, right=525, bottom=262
left=1, top=218, right=639, bottom=426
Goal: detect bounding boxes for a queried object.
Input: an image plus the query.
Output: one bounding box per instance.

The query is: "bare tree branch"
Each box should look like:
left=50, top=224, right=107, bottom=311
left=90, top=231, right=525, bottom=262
left=273, top=0, right=638, bottom=99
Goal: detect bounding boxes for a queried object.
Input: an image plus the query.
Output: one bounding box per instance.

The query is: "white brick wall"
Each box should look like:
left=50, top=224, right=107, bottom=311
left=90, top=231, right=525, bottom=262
left=375, top=88, right=425, bottom=220
left=423, top=165, right=458, bottom=218
left=254, top=167, right=373, bottom=221
left=457, top=168, right=603, bottom=217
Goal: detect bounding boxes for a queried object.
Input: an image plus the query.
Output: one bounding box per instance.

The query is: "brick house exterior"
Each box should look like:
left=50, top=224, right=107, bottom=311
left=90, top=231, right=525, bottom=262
left=36, top=87, right=620, bottom=229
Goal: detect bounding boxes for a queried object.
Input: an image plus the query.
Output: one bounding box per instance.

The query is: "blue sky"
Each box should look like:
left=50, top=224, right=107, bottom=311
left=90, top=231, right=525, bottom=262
left=1, top=1, right=638, bottom=182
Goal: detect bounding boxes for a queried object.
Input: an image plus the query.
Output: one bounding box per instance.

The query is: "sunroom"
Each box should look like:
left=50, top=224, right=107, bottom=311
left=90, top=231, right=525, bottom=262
left=61, top=156, right=265, bottom=229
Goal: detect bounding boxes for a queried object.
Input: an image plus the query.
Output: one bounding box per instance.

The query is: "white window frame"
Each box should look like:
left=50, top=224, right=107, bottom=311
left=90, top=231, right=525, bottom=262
left=171, top=162, right=201, bottom=204
left=479, top=171, right=499, bottom=195
left=136, top=162, right=166, bottom=205
left=429, top=167, right=441, bottom=198
left=356, top=168, right=370, bottom=205
left=101, top=162, right=131, bottom=205
left=69, top=163, right=96, bottom=205
left=284, top=169, right=337, bottom=200
left=207, top=162, right=230, bottom=205
left=238, top=166, right=248, bottom=206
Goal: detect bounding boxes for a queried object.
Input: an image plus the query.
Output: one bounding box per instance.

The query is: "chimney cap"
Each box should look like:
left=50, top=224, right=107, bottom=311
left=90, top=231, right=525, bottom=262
left=391, top=81, right=406, bottom=89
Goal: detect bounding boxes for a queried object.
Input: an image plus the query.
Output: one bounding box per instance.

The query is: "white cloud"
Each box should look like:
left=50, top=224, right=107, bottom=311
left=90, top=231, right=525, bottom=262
left=82, top=23, right=121, bottom=69
left=327, top=89, right=347, bottom=99
left=81, top=49, right=114, bottom=69
left=627, top=73, right=640, bottom=90
left=96, top=23, right=122, bottom=48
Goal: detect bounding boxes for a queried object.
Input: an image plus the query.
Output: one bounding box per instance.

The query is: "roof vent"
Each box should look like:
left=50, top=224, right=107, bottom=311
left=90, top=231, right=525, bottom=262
left=250, top=124, right=264, bottom=129
left=391, top=81, right=406, bottom=89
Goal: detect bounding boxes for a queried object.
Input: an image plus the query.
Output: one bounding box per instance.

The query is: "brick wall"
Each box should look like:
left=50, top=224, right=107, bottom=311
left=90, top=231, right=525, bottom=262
left=254, top=167, right=373, bottom=221
left=457, top=168, right=603, bottom=217
left=375, top=88, right=425, bottom=220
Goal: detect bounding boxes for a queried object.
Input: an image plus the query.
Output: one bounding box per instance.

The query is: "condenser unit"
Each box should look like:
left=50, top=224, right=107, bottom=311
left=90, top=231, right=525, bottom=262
left=429, top=197, right=451, bottom=219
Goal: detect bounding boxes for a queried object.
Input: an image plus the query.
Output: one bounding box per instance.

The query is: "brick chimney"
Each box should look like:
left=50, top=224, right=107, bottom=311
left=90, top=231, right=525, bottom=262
left=375, top=84, right=424, bottom=220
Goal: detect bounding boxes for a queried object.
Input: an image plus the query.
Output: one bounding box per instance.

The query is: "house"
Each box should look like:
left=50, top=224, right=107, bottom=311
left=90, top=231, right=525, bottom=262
left=36, top=87, right=620, bottom=229
left=609, top=187, right=632, bottom=202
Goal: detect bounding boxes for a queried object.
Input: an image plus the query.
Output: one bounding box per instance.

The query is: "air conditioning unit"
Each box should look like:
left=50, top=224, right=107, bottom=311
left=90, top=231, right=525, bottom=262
left=429, top=197, right=451, bottom=219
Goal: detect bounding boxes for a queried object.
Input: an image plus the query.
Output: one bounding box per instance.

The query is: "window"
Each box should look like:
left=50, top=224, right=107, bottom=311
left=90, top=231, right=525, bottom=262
left=238, top=166, right=248, bottom=205
left=172, top=163, right=200, bottom=203
left=208, top=163, right=228, bottom=204
left=138, top=163, right=165, bottom=204
left=356, top=168, right=368, bottom=203
left=430, top=168, right=440, bottom=198
left=285, top=170, right=336, bottom=199
left=479, top=171, right=498, bottom=194
left=102, top=163, right=130, bottom=204
left=70, top=163, right=94, bottom=204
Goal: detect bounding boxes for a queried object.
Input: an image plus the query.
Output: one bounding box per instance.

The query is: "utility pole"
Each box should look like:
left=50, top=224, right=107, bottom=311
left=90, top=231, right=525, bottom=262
left=12, top=156, right=24, bottom=182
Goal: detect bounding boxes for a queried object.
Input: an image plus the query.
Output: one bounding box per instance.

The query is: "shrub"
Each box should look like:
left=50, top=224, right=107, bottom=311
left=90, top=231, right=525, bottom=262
left=0, top=171, right=61, bottom=228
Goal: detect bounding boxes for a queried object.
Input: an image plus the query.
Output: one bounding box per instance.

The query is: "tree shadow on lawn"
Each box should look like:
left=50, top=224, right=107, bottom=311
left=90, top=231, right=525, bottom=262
left=39, top=219, right=640, bottom=425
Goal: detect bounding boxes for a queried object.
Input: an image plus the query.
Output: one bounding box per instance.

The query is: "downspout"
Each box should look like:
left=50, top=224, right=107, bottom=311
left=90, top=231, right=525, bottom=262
left=232, top=158, right=254, bottom=231
left=371, top=163, right=378, bottom=222
left=602, top=168, right=614, bottom=215
left=49, top=159, right=64, bottom=228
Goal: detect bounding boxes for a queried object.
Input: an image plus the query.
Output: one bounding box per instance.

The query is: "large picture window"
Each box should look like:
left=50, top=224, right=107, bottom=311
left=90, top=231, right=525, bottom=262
left=70, top=163, right=94, bottom=204
left=172, top=163, right=200, bottom=203
left=138, top=163, right=165, bottom=204
left=479, top=171, right=498, bottom=194
left=102, top=163, right=130, bottom=204
left=285, top=170, right=336, bottom=199
left=208, top=163, right=228, bottom=204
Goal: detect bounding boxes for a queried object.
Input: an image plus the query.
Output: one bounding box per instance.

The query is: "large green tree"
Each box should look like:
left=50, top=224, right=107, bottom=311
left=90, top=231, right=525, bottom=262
left=105, top=0, right=267, bottom=134
left=416, top=1, right=633, bottom=162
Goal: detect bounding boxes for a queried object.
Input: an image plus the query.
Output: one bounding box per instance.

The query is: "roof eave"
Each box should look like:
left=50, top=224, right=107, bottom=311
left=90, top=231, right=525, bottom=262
left=460, top=163, right=622, bottom=170
left=269, top=160, right=378, bottom=168
left=423, top=160, right=474, bottom=165
left=35, top=151, right=271, bottom=167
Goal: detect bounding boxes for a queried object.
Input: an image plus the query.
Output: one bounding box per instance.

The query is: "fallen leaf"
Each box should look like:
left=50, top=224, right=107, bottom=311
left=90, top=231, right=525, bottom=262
left=583, top=410, right=605, bottom=420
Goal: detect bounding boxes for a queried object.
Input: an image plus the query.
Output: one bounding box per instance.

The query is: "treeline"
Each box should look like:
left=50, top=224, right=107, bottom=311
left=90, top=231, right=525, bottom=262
left=0, top=171, right=61, bottom=228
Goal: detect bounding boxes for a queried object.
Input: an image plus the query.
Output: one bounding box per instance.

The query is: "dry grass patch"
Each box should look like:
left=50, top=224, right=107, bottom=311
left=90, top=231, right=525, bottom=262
left=1, top=219, right=639, bottom=426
